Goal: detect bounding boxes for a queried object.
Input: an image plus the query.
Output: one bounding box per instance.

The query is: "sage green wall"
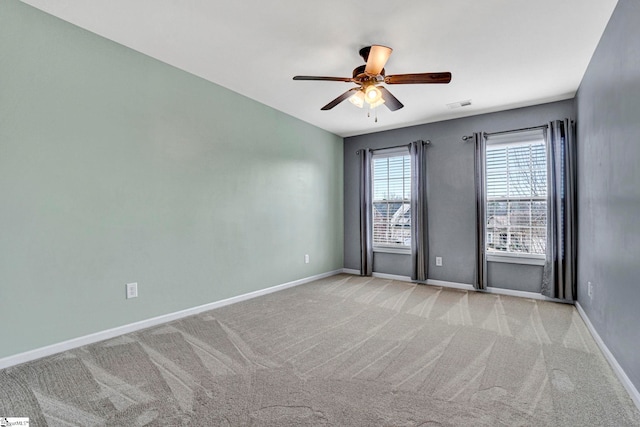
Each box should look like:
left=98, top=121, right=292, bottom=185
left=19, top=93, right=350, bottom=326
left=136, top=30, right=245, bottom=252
left=0, top=0, right=343, bottom=359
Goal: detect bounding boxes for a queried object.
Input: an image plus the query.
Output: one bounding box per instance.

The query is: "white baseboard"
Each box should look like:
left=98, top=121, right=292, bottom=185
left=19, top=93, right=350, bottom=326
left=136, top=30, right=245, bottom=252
left=426, top=279, right=475, bottom=291
left=341, top=269, right=574, bottom=302
left=341, top=269, right=475, bottom=291
left=485, top=286, right=572, bottom=303
left=374, top=272, right=413, bottom=282
left=375, top=273, right=475, bottom=292
left=0, top=269, right=343, bottom=370
left=341, top=269, right=414, bottom=283
left=575, top=302, right=640, bottom=411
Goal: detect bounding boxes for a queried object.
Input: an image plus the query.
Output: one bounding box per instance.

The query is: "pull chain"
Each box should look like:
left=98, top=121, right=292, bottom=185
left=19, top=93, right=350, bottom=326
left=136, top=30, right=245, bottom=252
left=366, top=108, right=380, bottom=123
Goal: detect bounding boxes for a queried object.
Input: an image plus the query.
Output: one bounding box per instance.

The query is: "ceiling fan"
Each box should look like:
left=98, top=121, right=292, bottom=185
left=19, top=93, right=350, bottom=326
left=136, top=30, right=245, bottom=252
left=293, top=45, right=452, bottom=111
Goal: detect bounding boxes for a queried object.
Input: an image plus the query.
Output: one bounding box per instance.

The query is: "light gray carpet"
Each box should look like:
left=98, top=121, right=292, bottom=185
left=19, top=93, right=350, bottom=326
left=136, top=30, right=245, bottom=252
left=1, top=274, right=639, bottom=426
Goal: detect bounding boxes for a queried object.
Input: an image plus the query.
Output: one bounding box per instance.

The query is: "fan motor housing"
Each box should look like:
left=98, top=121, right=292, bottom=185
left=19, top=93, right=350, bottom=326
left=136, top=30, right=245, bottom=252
left=352, top=65, right=385, bottom=81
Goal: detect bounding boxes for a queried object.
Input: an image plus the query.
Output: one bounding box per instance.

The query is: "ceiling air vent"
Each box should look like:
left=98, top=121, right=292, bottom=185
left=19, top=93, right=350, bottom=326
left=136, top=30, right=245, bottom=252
left=446, top=99, right=472, bottom=109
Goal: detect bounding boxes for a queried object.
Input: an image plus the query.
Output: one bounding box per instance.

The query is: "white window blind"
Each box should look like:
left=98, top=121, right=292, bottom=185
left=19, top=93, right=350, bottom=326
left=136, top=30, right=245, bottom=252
left=372, top=151, right=411, bottom=251
left=485, top=130, right=547, bottom=257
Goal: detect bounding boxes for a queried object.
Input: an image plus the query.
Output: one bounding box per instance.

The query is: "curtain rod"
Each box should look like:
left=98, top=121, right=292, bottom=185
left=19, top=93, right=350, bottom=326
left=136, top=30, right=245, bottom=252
left=461, top=125, right=548, bottom=142
left=484, top=124, right=548, bottom=138
left=356, top=140, right=430, bottom=155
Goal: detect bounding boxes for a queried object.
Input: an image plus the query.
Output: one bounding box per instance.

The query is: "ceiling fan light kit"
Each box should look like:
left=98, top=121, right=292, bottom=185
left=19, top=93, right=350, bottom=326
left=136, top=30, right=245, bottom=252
left=368, top=98, right=385, bottom=109
left=348, top=90, right=365, bottom=108
left=364, top=85, right=383, bottom=104
left=348, top=85, right=385, bottom=109
left=293, top=45, right=452, bottom=112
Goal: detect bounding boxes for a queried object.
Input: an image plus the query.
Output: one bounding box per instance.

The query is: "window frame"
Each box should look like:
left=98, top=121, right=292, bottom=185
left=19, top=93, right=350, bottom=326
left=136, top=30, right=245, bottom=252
left=370, top=147, right=412, bottom=254
left=484, top=129, right=548, bottom=265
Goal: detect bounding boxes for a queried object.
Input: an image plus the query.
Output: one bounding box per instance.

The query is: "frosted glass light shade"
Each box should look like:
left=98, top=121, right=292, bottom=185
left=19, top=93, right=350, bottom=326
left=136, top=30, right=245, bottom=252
left=348, top=90, right=365, bottom=108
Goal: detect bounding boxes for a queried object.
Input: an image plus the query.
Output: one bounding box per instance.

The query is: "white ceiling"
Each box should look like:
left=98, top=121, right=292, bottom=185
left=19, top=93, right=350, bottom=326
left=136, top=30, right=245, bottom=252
left=22, top=0, right=618, bottom=137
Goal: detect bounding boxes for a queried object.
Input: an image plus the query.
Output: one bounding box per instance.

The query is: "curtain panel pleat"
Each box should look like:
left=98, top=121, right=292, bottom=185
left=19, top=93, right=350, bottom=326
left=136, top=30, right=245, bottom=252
left=542, top=119, right=577, bottom=300
left=474, top=132, right=488, bottom=290
left=410, top=141, right=428, bottom=281
left=358, top=149, right=373, bottom=276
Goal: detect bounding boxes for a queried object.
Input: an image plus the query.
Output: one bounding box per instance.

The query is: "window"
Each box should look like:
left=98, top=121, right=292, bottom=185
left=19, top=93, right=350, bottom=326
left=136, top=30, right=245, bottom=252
left=485, top=129, right=547, bottom=261
left=372, top=150, right=411, bottom=252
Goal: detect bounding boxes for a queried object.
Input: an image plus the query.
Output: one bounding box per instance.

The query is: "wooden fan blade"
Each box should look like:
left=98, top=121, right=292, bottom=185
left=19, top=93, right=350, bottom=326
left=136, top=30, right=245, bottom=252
left=293, top=76, right=353, bottom=82
left=321, top=88, right=360, bottom=110
left=379, top=87, right=404, bottom=111
left=385, top=72, right=452, bottom=84
left=364, top=45, right=392, bottom=76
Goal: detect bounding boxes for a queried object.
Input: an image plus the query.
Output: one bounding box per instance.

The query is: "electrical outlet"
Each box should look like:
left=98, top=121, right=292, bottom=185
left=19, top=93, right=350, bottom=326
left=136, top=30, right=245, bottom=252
left=304, top=254, right=310, bottom=264
left=587, top=281, right=593, bottom=299
left=435, top=257, right=443, bottom=267
left=126, top=282, right=138, bottom=299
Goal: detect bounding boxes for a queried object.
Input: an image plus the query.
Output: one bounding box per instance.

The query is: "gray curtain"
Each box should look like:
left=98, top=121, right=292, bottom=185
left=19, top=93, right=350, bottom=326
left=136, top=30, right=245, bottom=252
left=410, top=141, right=428, bottom=281
left=474, top=132, right=487, bottom=290
left=358, top=149, right=373, bottom=276
left=542, top=119, right=577, bottom=300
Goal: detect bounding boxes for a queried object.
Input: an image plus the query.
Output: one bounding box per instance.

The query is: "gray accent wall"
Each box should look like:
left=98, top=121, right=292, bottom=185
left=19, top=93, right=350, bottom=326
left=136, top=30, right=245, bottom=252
left=0, top=0, right=343, bottom=359
left=344, top=100, right=574, bottom=291
left=575, top=0, right=640, bottom=392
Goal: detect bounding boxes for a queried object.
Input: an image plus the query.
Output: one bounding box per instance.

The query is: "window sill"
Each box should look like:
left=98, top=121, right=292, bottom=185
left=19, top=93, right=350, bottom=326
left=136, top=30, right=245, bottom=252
left=374, top=247, right=411, bottom=255
left=486, top=253, right=545, bottom=266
